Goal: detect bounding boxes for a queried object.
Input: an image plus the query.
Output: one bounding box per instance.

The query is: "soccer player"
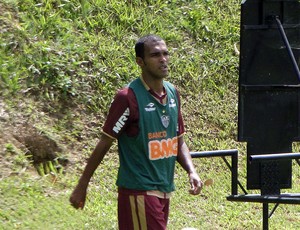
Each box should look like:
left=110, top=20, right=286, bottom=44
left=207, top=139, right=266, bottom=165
left=70, top=34, right=203, bottom=230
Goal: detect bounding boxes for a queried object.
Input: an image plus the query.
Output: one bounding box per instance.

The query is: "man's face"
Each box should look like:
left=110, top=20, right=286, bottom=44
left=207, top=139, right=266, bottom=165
left=138, top=40, right=170, bottom=79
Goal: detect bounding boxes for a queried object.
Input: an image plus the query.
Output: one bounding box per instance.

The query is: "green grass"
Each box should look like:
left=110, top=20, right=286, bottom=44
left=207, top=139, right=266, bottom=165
left=1, top=156, right=300, bottom=229
left=1, top=0, right=300, bottom=229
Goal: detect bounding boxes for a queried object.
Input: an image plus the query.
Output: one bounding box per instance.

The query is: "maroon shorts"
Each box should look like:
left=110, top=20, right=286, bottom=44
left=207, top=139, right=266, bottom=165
left=118, top=188, right=170, bottom=230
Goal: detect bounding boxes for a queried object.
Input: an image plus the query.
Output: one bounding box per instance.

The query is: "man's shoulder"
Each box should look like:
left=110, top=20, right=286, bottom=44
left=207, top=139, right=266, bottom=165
left=163, top=80, right=180, bottom=97
left=116, top=86, right=135, bottom=98
left=113, top=86, right=137, bottom=108
left=163, top=80, right=177, bottom=91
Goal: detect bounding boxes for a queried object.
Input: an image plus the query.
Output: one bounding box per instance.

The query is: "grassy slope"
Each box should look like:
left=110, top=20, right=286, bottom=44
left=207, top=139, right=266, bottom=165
left=1, top=0, right=300, bottom=229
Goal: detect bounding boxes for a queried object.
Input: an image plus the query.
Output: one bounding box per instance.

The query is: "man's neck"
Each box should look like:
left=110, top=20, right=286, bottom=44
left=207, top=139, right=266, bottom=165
left=141, top=74, right=164, bottom=95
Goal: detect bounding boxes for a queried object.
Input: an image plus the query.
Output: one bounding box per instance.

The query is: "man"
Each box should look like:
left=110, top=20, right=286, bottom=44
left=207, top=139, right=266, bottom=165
left=70, top=34, right=203, bottom=230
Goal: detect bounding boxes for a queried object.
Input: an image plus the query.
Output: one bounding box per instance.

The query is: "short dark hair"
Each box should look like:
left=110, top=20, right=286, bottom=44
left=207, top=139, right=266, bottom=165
left=135, top=34, right=164, bottom=58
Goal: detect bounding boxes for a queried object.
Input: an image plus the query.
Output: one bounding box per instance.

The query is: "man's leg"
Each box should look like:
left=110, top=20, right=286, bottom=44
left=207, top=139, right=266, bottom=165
left=118, top=188, right=169, bottom=230
left=143, top=195, right=169, bottom=230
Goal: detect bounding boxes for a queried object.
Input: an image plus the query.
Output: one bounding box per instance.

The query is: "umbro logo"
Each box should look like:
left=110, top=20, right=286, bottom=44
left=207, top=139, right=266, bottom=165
left=145, top=103, right=156, bottom=112
left=169, top=98, right=176, bottom=108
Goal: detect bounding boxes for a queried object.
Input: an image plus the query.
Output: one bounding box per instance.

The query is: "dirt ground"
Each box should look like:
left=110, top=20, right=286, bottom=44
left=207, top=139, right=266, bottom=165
left=0, top=98, right=66, bottom=178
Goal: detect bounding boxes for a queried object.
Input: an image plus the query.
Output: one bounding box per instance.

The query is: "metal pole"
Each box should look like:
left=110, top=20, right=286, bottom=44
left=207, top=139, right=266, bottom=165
left=274, top=16, right=300, bottom=82
left=231, top=153, right=238, bottom=195
left=190, top=149, right=238, bottom=158
left=249, top=152, right=300, bottom=162
left=263, top=203, right=269, bottom=230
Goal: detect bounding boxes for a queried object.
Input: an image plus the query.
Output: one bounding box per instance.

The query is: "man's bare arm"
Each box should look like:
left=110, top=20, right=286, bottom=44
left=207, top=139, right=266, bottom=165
left=69, top=134, right=114, bottom=209
left=177, top=136, right=203, bottom=195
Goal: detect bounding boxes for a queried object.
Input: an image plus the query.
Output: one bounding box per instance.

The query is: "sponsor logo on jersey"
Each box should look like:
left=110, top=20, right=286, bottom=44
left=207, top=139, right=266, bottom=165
left=161, top=115, right=170, bottom=128
left=169, top=98, right=176, bottom=108
left=148, top=131, right=167, bottom=140
left=148, top=136, right=178, bottom=160
left=145, top=102, right=156, bottom=112
left=113, top=108, right=129, bottom=134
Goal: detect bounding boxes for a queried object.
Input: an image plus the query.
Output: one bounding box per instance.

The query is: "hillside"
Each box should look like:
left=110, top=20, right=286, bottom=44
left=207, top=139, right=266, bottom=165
left=1, top=0, right=300, bottom=229
left=0, top=0, right=241, bottom=173
left=1, top=0, right=241, bottom=177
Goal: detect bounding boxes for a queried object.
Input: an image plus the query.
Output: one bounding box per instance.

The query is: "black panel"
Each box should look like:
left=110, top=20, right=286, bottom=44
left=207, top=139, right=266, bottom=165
left=238, top=0, right=300, bottom=192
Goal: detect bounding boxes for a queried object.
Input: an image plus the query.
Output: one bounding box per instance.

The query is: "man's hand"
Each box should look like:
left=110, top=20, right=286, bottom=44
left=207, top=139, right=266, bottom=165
left=69, top=184, right=87, bottom=209
left=188, top=171, right=203, bottom=195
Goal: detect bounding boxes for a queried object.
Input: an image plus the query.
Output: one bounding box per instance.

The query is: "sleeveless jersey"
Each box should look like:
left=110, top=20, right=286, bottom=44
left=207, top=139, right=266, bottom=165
left=116, top=78, right=179, bottom=193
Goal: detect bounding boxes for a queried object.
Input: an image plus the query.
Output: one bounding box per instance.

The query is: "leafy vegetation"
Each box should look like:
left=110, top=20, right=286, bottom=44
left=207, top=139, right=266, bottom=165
left=1, top=0, right=300, bottom=229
